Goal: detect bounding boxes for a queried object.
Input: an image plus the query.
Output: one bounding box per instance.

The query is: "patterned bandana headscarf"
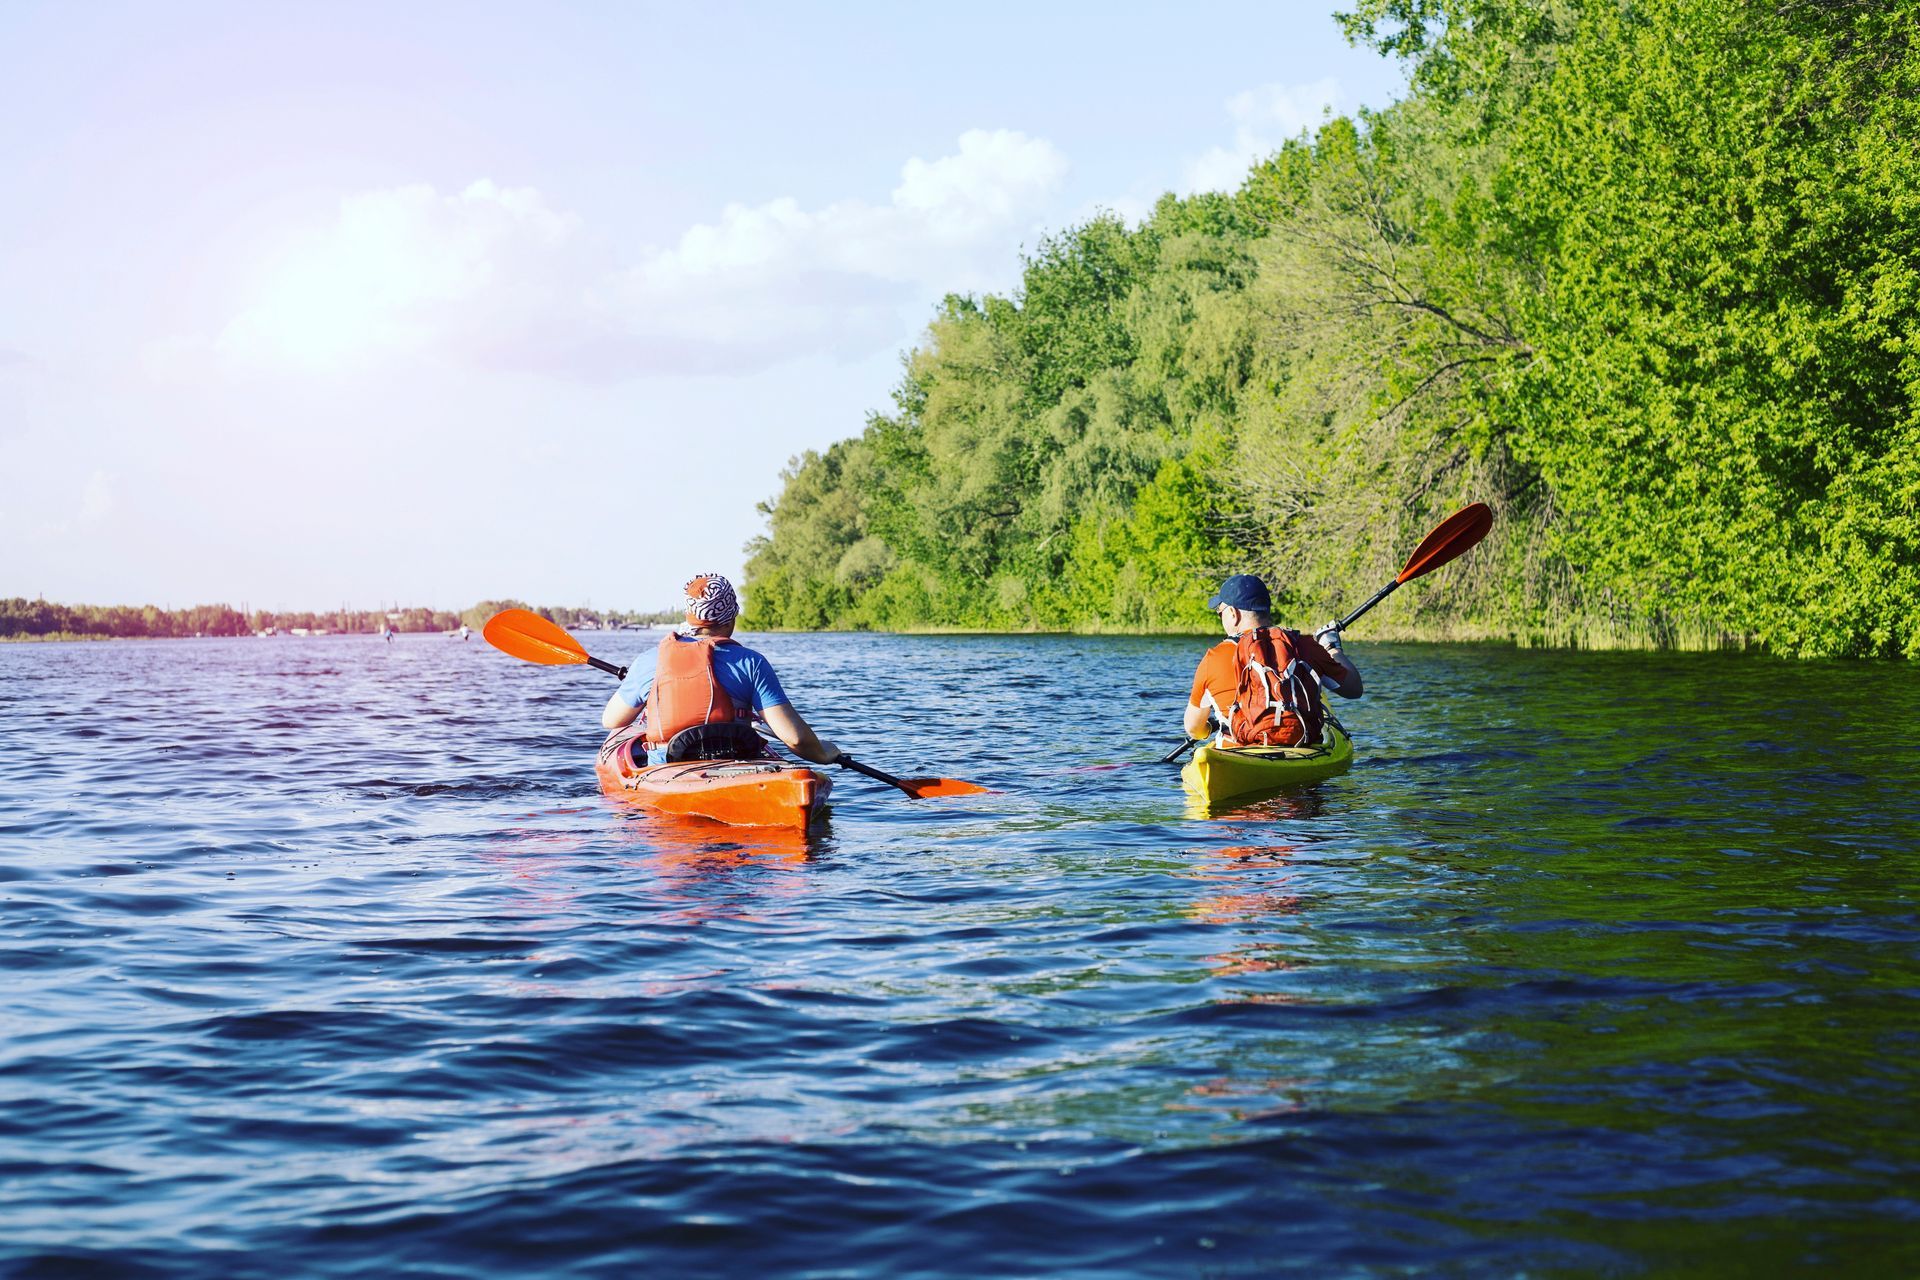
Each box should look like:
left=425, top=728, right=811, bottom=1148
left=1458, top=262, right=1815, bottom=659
left=683, top=573, right=740, bottom=627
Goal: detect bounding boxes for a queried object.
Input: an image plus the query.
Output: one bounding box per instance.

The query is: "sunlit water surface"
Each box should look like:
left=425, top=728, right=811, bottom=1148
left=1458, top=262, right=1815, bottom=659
left=2, top=633, right=1917, bottom=1277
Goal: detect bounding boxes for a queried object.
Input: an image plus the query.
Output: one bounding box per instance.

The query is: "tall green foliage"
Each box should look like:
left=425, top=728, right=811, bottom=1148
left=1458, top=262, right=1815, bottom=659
left=746, top=206, right=1261, bottom=630
left=745, top=0, right=1918, bottom=657
left=1499, top=0, right=1920, bottom=655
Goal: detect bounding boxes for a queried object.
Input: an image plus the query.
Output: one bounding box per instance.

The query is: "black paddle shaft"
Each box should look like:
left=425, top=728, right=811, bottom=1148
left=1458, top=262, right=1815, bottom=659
left=836, top=755, right=922, bottom=797
left=1162, top=737, right=1200, bottom=764
left=587, top=656, right=628, bottom=679
left=1336, top=580, right=1400, bottom=632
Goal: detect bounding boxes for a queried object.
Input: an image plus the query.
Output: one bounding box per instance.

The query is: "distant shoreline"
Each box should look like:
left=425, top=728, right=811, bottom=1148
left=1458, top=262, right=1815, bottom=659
left=1, top=626, right=677, bottom=643
left=0, top=597, right=681, bottom=644
left=6, top=622, right=1767, bottom=653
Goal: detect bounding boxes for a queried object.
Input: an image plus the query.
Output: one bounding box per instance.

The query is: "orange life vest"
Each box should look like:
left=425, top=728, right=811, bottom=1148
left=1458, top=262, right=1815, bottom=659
left=643, top=634, right=751, bottom=748
left=1226, top=627, right=1327, bottom=747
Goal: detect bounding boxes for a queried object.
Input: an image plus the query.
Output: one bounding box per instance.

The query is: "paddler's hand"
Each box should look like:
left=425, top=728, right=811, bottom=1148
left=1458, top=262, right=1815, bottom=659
left=1316, top=620, right=1364, bottom=698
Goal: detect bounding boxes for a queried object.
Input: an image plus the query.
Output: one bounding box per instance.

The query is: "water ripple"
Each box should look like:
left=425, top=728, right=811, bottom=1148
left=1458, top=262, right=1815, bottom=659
left=1, top=634, right=1916, bottom=1276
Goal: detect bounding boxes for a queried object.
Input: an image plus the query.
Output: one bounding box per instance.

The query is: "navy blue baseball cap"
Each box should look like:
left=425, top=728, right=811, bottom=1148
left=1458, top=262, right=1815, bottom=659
left=1206, top=574, right=1271, bottom=612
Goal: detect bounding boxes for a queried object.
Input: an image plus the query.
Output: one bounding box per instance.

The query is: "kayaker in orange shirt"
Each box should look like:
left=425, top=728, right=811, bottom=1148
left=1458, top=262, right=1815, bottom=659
left=1183, top=574, right=1363, bottom=746
left=601, top=573, right=844, bottom=767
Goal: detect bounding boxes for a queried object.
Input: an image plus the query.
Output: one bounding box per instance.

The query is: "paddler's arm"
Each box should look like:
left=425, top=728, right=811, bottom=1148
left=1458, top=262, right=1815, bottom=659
left=1183, top=653, right=1222, bottom=738
left=602, top=656, right=654, bottom=731
left=761, top=703, right=844, bottom=765
left=602, top=691, right=640, bottom=731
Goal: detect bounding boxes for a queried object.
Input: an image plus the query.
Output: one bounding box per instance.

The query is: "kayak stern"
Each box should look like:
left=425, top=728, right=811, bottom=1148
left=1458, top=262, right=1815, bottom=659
left=596, top=732, right=832, bottom=828
left=1182, top=724, right=1354, bottom=806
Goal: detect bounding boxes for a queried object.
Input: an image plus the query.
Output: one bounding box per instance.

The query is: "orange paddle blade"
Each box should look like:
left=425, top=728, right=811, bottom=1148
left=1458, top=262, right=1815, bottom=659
left=483, top=608, right=589, bottom=666
left=900, top=777, right=993, bottom=798
left=1397, top=502, right=1494, bottom=584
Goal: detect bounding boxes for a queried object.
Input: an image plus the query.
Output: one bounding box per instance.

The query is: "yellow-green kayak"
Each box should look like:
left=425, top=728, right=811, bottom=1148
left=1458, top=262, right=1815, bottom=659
left=1181, top=723, right=1354, bottom=805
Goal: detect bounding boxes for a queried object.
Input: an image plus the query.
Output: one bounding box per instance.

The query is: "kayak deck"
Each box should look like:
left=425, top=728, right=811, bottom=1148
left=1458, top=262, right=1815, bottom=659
left=1181, top=723, right=1354, bottom=806
left=596, top=731, right=831, bottom=828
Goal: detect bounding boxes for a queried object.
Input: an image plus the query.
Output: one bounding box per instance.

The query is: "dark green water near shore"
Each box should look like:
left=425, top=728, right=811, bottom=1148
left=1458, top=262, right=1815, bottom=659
left=1, top=634, right=1915, bottom=1276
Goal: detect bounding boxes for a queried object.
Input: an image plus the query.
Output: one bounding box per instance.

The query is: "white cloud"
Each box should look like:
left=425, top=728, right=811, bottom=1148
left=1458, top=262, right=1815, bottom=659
left=620, top=129, right=1066, bottom=370
left=178, top=130, right=1067, bottom=382
left=1183, top=78, right=1343, bottom=194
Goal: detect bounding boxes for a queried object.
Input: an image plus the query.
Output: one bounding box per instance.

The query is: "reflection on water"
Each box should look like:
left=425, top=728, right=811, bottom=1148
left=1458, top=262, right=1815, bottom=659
left=1185, top=777, right=1335, bottom=821
left=0, top=633, right=1916, bottom=1277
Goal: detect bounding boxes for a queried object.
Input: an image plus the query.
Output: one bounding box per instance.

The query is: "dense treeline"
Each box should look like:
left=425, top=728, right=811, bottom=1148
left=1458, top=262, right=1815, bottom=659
left=0, top=598, right=679, bottom=640
left=0, top=599, right=261, bottom=640
left=745, top=0, right=1918, bottom=658
left=260, top=607, right=462, bottom=635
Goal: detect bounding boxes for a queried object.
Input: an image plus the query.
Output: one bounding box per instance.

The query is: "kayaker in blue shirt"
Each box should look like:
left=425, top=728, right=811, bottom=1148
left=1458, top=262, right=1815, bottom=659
left=601, top=572, right=843, bottom=767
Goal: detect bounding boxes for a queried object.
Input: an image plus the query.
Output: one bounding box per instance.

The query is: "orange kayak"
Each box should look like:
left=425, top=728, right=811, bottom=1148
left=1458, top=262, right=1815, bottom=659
left=595, top=731, right=831, bottom=828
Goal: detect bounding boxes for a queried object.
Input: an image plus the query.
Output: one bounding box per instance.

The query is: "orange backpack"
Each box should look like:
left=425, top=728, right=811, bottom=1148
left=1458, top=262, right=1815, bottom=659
left=1227, top=627, right=1327, bottom=746
left=643, top=634, right=747, bottom=748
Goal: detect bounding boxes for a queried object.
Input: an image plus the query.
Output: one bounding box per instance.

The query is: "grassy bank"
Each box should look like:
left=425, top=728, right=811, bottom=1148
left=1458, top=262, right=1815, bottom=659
left=747, top=618, right=1760, bottom=652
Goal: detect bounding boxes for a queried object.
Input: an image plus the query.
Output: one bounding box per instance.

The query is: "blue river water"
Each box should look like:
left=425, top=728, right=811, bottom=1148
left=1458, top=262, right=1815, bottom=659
left=2, top=632, right=1917, bottom=1277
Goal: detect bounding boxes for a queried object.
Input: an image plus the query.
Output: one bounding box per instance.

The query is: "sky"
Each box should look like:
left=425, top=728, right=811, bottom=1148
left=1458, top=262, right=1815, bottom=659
left=0, top=1, right=1406, bottom=612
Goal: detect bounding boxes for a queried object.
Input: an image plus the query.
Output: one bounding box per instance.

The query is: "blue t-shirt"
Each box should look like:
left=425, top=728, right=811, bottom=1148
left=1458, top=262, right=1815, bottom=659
left=614, top=633, right=790, bottom=763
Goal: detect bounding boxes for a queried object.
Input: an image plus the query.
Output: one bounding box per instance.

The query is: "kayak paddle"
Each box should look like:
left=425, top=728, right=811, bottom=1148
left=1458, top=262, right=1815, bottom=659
left=484, top=607, right=630, bottom=678
left=834, top=755, right=990, bottom=799
left=1164, top=501, right=1495, bottom=764
left=1330, top=500, right=1495, bottom=632
left=482, top=609, right=988, bottom=799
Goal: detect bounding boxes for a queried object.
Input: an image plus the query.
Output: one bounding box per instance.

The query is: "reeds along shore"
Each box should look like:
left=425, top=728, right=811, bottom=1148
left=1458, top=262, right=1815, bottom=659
left=748, top=621, right=1759, bottom=653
